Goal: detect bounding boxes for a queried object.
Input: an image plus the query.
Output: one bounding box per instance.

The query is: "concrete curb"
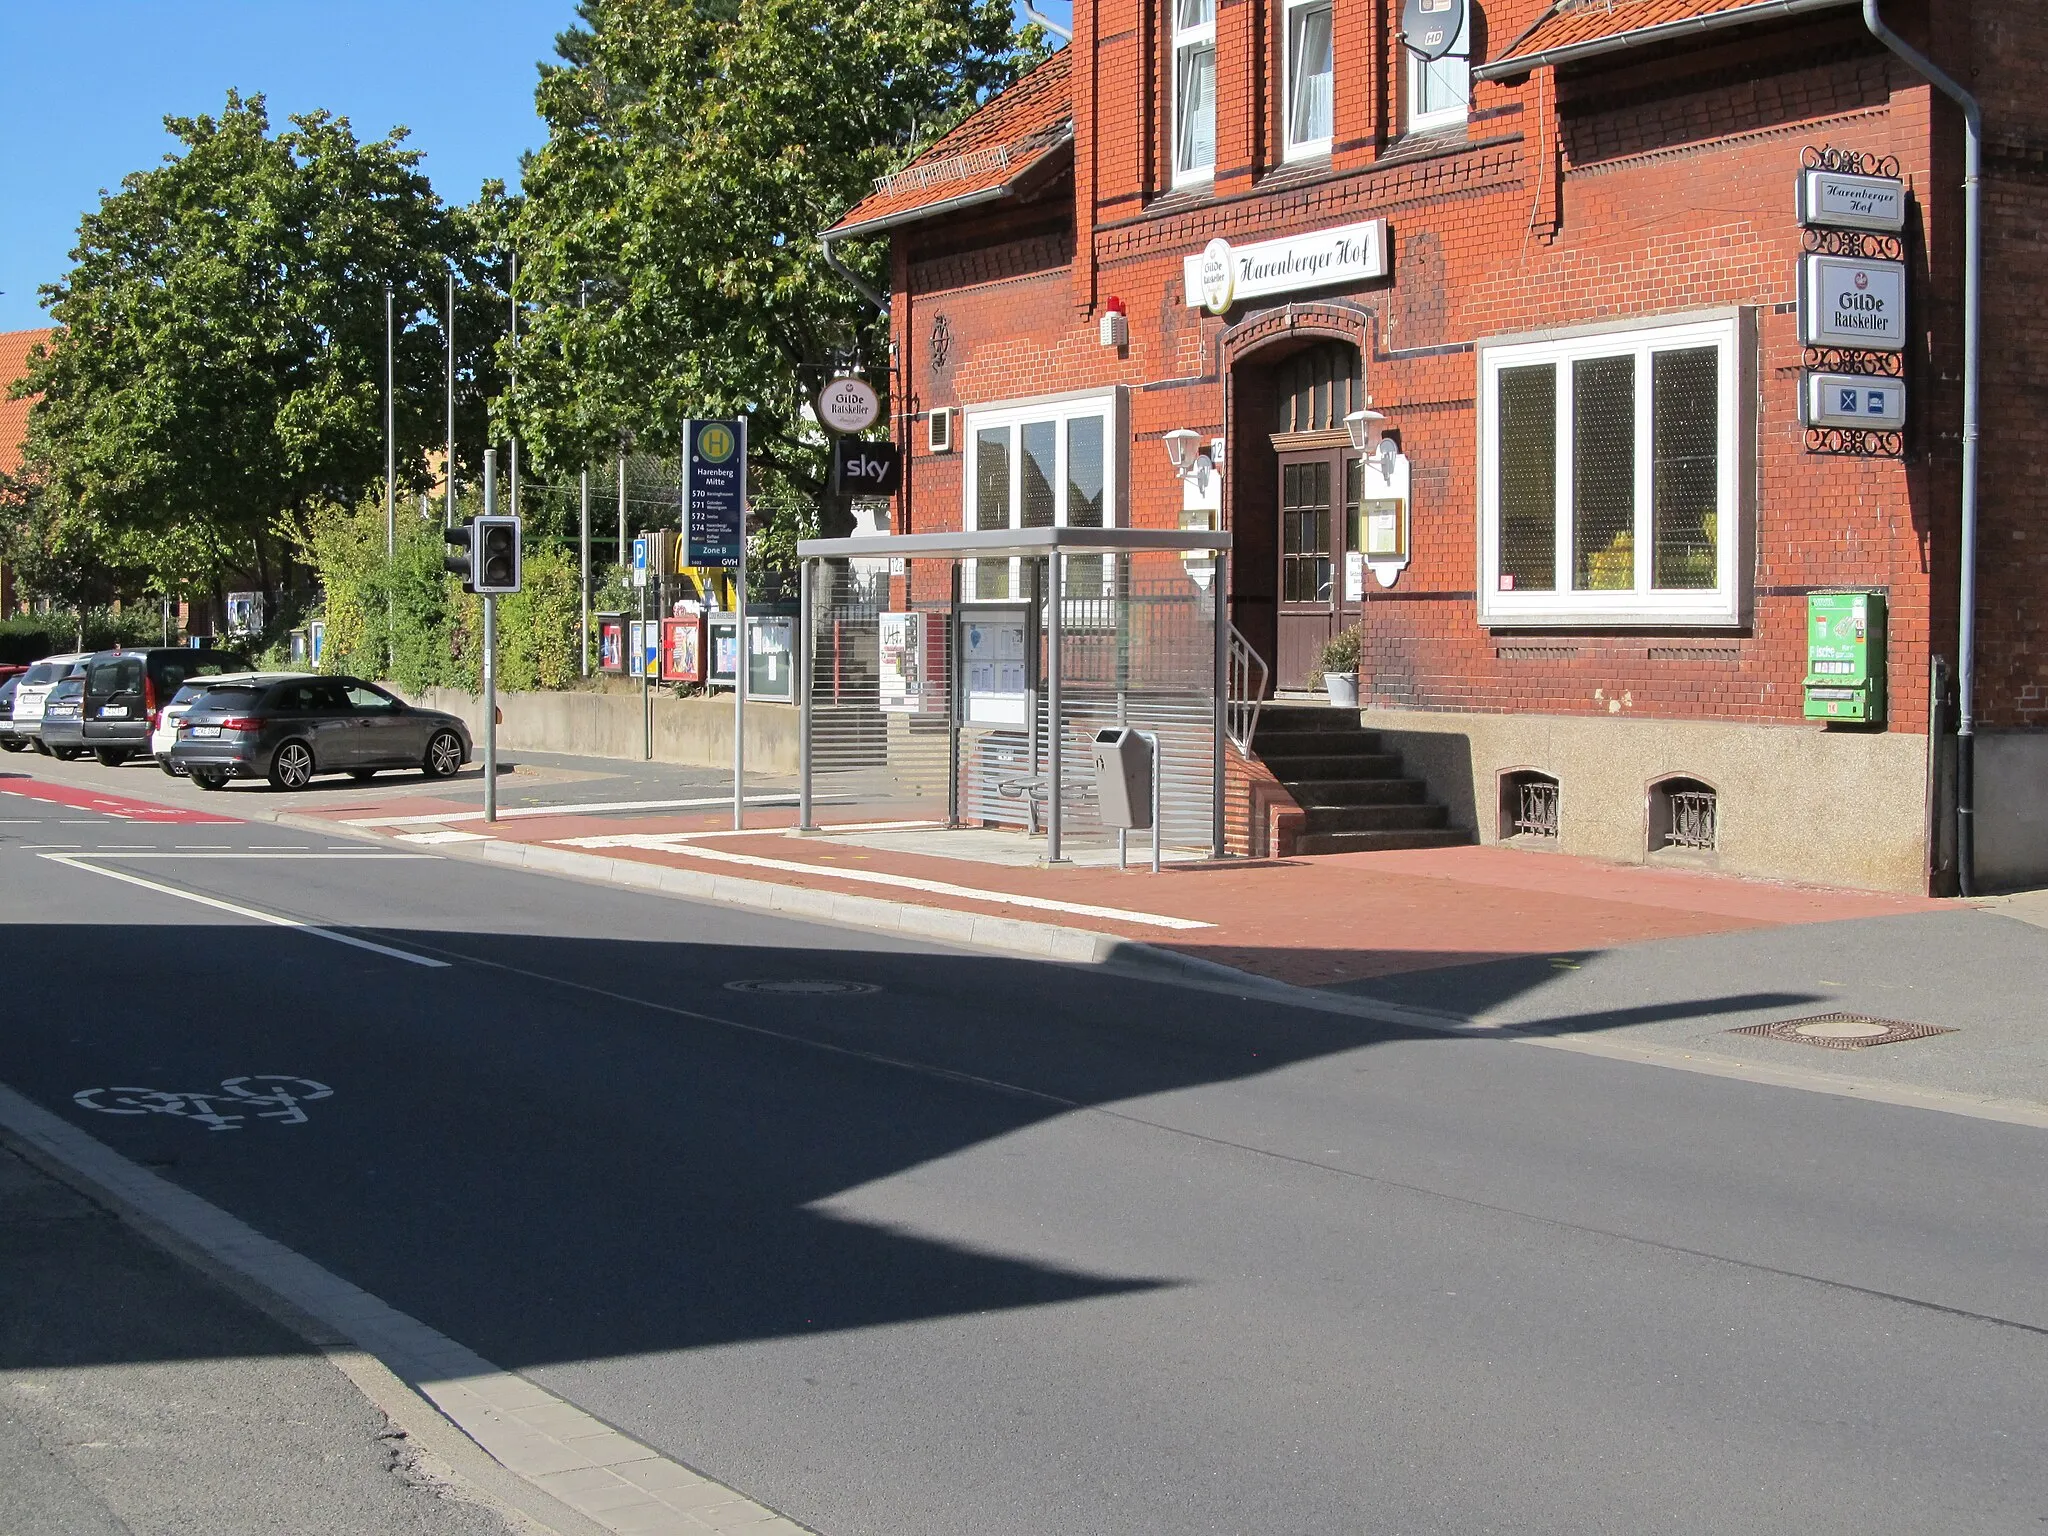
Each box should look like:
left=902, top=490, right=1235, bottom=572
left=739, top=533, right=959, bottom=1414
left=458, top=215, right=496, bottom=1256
left=0, top=1083, right=818, bottom=1536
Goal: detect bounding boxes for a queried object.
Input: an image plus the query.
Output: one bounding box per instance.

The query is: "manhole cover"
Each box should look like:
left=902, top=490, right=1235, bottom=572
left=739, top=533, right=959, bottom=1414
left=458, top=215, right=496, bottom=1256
left=723, top=979, right=881, bottom=996
left=1729, top=1013, right=1956, bottom=1051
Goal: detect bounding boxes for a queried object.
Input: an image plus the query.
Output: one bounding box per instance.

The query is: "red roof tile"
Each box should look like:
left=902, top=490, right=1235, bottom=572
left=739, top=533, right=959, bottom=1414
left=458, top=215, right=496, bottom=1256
left=827, top=51, right=1073, bottom=238
left=1480, top=0, right=1855, bottom=78
left=0, top=328, right=56, bottom=478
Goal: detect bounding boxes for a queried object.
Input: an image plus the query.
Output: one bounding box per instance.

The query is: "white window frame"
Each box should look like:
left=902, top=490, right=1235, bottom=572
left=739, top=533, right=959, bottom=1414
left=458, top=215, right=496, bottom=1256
left=1282, top=0, right=1334, bottom=163
left=1476, top=310, right=1754, bottom=629
left=1405, top=3, right=1471, bottom=134
left=962, top=387, right=1127, bottom=602
left=1171, top=0, right=1217, bottom=188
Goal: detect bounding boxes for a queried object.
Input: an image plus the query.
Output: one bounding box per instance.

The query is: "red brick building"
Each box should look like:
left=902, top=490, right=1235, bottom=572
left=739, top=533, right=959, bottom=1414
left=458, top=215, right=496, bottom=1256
left=825, top=0, right=2044, bottom=893
left=0, top=328, right=56, bottom=616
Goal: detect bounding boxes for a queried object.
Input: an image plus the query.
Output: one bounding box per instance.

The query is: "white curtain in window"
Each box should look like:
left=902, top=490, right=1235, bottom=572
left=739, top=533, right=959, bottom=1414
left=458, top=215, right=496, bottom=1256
left=1176, top=43, right=1216, bottom=175
left=1288, top=1, right=1334, bottom=150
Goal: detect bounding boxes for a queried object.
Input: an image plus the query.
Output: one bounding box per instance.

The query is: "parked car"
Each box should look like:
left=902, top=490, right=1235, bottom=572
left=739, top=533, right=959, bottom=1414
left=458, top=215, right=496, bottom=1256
left=37, top=675, right=88, bottom=760
left=171, top=676, right=471, bottom=791
left=0, top=676, right=21, bottom=753
left=151, top=671, right=312, bottom=775
left=8, top=654, right=88, bottom=751
left=79, top=646, right=245, bottom=767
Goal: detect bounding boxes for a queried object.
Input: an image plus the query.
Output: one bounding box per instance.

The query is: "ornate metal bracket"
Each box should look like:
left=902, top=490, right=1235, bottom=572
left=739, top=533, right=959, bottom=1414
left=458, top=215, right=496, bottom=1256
left=1806, top=425, right=1905, bottom=459
left=1802, top=347, right=1904, bottom=378
left=1803, top=146, right=1901, bottom=178
left=929, top=313, right=952, bottom=372
left=1802, top=227, right=1904, bottom=261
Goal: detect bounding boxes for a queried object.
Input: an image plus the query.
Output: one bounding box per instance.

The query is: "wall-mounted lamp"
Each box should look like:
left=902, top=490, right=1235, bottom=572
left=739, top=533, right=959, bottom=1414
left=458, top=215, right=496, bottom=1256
left=1164, top=428, right=1212, bottom=481
left=1344, top=407, right=1399, bottom=475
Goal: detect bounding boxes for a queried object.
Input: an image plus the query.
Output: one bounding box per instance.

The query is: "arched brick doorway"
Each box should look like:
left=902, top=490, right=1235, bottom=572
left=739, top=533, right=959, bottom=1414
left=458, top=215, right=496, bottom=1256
left=1222, top=304, right=1373, bottom=690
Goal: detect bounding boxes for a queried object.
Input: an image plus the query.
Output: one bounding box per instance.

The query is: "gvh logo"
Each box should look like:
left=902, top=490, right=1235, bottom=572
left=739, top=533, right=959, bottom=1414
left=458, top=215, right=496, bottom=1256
left=832, top=437, right=902, bottom=496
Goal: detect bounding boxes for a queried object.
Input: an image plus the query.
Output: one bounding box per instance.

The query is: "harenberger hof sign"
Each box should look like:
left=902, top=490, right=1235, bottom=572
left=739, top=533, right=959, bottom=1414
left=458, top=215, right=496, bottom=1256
left=1184, top=220, right=1390, bottom=315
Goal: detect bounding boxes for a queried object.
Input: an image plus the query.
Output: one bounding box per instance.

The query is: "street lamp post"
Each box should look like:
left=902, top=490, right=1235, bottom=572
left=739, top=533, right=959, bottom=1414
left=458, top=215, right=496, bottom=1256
left=445, top=268, right=457, bottom=527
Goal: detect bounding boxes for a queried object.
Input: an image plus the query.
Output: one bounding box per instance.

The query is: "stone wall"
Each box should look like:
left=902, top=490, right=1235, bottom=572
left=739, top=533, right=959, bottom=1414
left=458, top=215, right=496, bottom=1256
left=404, top=687, right=800, bottom=778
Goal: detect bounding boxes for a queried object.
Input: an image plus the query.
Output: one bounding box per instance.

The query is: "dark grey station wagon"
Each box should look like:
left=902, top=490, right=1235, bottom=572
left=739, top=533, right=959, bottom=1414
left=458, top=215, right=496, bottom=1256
left=169, top=677, right=471, bottom=791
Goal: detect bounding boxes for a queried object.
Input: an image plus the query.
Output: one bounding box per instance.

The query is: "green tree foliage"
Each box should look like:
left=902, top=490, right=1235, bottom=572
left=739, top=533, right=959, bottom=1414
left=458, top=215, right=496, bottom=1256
left=293, top=496, right=583, bottom=695
left=14, top=93, right=506, bottom=609
left=506, top=0, right=1044, bottom=541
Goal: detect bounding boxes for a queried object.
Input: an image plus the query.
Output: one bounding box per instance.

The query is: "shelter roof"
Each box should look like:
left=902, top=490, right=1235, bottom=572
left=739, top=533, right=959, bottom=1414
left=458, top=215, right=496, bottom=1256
left=798, top=526, right=1233, bottom=561
left=1477, top=0, right=1855, bottom=79
left=0, top=328, right=54, bottom=477
left=825, top=51, right=1073, bottom=239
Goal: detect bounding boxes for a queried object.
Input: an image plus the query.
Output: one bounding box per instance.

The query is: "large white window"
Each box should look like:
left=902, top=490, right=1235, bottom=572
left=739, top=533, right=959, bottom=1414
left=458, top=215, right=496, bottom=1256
left=964, top=390, right=1124, bottom=600
left=1172, top=0, right=1216, bottom=187
left=1284, top=0, right=1334, bottom=161
left=1478, top=313, right=1748, bottom=627
left=1406, top=1, right=1470, bottom=134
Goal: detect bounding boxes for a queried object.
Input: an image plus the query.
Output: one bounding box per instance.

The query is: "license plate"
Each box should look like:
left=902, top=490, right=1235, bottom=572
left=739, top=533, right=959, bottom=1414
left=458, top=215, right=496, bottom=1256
left=99, top=705, right=129, bottom=718
left=190, top=725, right=221, bottom=738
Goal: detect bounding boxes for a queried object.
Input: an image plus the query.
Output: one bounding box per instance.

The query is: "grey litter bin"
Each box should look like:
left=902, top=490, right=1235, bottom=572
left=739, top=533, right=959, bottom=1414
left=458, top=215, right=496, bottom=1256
left=1092, top=728, right=1155, bottom=831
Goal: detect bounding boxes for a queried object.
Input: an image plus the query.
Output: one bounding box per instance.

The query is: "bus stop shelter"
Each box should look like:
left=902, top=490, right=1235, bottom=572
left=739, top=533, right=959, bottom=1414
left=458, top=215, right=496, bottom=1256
left=794, top=525, right=1238, bottom=863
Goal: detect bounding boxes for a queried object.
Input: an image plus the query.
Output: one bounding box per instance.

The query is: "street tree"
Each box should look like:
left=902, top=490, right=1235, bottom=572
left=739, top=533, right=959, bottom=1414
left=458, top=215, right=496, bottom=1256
left=505, top=0, right=1045, bottom=545
left=13, top=92, right=505, bottom=614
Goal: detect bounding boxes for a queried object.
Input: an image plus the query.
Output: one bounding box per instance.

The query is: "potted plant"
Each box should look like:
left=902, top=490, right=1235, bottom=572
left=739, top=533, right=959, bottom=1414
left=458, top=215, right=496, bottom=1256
left=1315, top=626, right=1362, bottom=707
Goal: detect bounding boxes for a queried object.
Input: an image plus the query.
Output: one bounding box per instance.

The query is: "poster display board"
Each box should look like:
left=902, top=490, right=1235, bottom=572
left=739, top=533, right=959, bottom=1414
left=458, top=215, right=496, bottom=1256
left=959, top=610, right=1029, bottom=727
left=879, top=611, right=947, bottom=714
left=660, top=611, right=704, bottom=683
left=597, top=613, right=627, bottom=674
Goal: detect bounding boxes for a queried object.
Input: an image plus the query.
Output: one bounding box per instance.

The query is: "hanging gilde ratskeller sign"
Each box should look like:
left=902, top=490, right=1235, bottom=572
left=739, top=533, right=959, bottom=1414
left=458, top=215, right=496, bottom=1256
left=1402, top=0, right=1465, bottom=61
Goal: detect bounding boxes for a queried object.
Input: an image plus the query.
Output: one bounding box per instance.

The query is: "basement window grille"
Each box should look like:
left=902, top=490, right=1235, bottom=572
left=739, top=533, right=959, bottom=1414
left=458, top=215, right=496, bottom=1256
left=1516, top=779, right=1560, bottom=839
left=1499, top=770, right=1560, bottom=844
left=1665, top=788, right=1717, bottom=850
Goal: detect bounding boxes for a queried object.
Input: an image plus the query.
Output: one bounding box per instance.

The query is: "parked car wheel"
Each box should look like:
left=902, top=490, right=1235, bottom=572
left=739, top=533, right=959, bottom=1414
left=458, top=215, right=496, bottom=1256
left=93, top=748, right=132, bottom=767
left=189, top=768, right=228, bottom=791
left=50, top=746, right=82, bottom=762
left=349, top=769, right=378, bottom=783
left=0, top=739, right=24, bottom=754
left=422, top=730, right=464, bottom=780
left=267, top=740, right=316, bottom=791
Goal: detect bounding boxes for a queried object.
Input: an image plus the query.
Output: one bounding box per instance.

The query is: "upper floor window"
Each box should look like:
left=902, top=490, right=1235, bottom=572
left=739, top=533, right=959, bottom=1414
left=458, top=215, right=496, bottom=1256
left=1172, top=0, right=1216, bottom=186
left=1284, top=0, right=1334, bottom=161
left=1406, top=2, right=1471, bottom=133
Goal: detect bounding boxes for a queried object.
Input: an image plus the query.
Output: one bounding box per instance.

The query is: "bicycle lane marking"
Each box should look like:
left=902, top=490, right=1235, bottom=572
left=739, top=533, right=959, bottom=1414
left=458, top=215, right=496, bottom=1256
left=39, top=853, right=450, bottom=969
left=0, top=776, right=240, bottom=824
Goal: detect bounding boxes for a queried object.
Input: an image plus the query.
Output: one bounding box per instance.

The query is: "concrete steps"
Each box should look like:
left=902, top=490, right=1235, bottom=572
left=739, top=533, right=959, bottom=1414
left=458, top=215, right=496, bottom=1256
left=1250, top=704, right=1470, bottom=856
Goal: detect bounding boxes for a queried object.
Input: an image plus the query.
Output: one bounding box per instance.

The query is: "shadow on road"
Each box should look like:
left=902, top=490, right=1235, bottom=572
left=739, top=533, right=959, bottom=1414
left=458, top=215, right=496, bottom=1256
left=0, top=915, right=1826, bottom=1375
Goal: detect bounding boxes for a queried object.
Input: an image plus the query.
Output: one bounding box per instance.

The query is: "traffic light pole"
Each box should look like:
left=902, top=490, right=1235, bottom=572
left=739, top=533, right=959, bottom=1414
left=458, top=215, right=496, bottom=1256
left=733, top=422, right=749, bottom=831
left=483, top=594, right=498, bottom=823
left=482, top=450, right=499, bottom=824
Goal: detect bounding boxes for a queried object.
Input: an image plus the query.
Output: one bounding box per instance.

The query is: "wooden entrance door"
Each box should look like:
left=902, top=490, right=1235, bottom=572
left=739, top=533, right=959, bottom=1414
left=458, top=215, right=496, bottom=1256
left=1278, top=451, right=1343, bottom=688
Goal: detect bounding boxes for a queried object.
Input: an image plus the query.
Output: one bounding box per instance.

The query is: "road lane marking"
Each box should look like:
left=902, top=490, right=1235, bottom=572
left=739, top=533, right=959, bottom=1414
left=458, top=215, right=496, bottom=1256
left=82, top=851, right=438, bottom=860
left=39, top=854, right=449, bottom=968
left=75, top=1077, right=332, bottom=1131
left=396, top=829, right=493, bottom=844
left=552, top=833, right=1214, bottom=930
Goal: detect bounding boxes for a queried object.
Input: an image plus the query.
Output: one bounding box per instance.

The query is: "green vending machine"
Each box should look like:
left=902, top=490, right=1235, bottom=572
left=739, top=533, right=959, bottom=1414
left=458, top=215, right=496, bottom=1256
left=1803, top=591, right=1885, bottom=725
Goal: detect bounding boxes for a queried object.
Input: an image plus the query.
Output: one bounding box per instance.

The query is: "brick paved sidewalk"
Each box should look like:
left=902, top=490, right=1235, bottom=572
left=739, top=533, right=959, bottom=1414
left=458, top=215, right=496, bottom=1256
left=297, top=792, right=1938, bottom=991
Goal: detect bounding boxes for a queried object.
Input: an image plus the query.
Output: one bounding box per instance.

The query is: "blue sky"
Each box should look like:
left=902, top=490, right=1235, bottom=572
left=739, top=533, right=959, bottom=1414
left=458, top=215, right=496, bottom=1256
left=0, top=1, right=1073, bottom=336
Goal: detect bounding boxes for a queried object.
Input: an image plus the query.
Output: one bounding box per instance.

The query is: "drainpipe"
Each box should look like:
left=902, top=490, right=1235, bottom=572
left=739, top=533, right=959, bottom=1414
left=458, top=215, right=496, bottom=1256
left=819, top=231, right=890, bottom=318
left=1862, top=0, right=1981, bottom=896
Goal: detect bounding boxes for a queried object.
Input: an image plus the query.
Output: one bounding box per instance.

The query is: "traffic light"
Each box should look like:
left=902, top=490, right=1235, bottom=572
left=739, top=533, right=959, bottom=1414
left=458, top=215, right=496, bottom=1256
left=443, top=520, right=477, bottom=590
left=441, top=517, right=521, bottom=595
left=474, top=516, right=521, bottom=595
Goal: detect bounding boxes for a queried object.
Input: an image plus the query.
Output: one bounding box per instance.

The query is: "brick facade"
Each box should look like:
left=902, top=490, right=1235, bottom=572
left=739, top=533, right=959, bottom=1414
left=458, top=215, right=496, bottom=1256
left=837, top=0, right=2045, bottom=890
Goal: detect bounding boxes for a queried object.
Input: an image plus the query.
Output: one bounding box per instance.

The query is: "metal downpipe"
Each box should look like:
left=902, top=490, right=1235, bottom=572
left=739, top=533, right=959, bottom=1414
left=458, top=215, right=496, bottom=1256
left=1861, top=0, right=1981, bottom=895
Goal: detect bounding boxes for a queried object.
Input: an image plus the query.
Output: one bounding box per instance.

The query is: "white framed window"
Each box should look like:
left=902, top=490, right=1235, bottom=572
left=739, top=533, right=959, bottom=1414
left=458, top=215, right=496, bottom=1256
left=1406, top=1, right=1470, bottom=134
left=1283, top=0, right=1334, bottom=162
left=964, top=389, right=1125, bottom=601
left=1477, top=312, right=1750, bottom=628
left=1172, top=0, right=1216, bottom=187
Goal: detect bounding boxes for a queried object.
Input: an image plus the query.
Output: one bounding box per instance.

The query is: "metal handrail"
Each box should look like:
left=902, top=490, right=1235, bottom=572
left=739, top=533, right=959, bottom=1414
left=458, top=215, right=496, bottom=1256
left=1226, top=627, right=1268, bottom=755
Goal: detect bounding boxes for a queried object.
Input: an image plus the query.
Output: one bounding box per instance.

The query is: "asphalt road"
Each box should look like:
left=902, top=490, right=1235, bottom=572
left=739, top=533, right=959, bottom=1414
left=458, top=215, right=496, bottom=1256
left=2, top=780, right=2046, bottom=1534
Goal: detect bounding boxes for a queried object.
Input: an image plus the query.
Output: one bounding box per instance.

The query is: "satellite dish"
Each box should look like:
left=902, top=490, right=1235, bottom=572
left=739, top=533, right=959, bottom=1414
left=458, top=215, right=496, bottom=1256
left=1401, top=0, right=1466, bottom=62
